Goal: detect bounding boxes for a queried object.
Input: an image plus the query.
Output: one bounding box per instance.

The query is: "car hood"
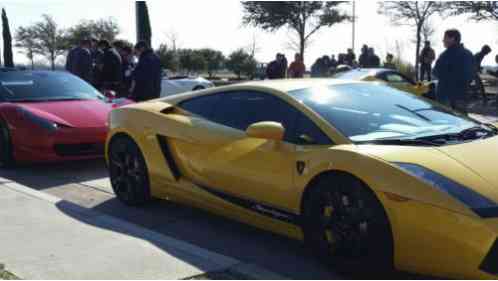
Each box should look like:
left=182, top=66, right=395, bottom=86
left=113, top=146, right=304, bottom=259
left=17, top=100, right=112, bottom=128
left=358, top=136, right=498, bottom=204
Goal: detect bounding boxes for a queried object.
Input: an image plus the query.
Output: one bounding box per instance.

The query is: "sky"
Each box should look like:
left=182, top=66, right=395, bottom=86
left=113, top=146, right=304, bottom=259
left=1, top=0, right=498, bottom=68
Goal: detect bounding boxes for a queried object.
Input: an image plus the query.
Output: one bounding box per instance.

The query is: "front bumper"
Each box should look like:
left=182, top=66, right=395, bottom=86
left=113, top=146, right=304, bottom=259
left=378, top=192, right=498, bottom=279
left=12, top=126, right=107, bottom=163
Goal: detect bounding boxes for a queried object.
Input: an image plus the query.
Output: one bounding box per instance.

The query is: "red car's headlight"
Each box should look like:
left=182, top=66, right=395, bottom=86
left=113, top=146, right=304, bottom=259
left=17, top=108, right=60, bottom=133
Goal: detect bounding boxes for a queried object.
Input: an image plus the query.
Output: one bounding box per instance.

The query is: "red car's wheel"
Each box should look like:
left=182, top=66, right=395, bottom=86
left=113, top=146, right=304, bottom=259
left=0, top=120, right=15, bottom=168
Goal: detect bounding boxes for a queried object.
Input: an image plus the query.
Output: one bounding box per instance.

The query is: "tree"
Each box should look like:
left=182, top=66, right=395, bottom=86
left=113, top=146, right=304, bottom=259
left=242, top=1, right=349, bottom=61
left=29, top=15, right=67, bottom=70
left=64, top=19, right=120, bottom=48
left=2, top=8, right=14, bottom=67
left=226, top=49, right=256, bottom=79
left=15, top=27, right=37, bottom=69
left=178, top=49, right=206, bottom=75
left=136, top=1, right=152, bottom=46
left=379, top=2, right=447, bottom=81
left=449, top=1, right=498, bottom=21
left=198, top=48, right=225, bottom=78
left=157, top=44, right=180, bottom=73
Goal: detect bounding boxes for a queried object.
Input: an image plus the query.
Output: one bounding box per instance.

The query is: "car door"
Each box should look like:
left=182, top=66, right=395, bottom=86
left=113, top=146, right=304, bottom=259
left=198, top=91, right=301, bottom=212
left=170, top=90, right=334, bottom=216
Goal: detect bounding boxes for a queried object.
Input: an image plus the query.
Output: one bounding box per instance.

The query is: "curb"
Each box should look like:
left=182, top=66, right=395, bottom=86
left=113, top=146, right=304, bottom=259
left=1, top=178, right=288, bottom=280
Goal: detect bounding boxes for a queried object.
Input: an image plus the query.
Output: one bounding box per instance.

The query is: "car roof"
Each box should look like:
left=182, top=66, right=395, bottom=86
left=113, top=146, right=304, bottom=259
left=160, top=78, right=368, bottom=106
left=236, top=78, right=360, bottom=93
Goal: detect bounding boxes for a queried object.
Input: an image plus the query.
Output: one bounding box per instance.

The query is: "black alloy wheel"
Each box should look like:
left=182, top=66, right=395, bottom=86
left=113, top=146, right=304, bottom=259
left=108, top=135, right=151, bottom=206
left=303, top=173, right=394, bottom=276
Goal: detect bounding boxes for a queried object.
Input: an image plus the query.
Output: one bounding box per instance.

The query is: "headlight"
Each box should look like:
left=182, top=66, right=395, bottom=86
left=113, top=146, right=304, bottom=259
left=18, top=108, right=59, bottom=133
left=393, top=162, right=497, bottom=216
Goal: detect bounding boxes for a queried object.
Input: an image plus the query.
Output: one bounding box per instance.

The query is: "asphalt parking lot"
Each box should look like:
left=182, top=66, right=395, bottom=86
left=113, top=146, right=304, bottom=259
left=0, top=160, right=342, bottom=279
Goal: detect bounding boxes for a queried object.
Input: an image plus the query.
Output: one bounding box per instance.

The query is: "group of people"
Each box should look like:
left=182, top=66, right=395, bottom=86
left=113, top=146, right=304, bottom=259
left=265, top=53, right=306, bottom=79
left=66, top=38, right=162, bottom=102
left=309, top=47, right=397, bottom=78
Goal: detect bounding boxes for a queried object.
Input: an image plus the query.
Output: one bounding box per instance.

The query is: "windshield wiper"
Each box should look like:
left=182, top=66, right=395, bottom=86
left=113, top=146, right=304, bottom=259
left=458, top=126, right=496, bottom=139
left=415, top=125, right=496, bottom=143
left=357, top=138, right=441, bottom=146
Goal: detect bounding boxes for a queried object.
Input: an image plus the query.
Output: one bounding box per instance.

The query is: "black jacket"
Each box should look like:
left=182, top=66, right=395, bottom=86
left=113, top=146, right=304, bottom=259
left=266, top=60, right=283, bottom=79
left=66, top=47, right=92, bottom=82
left=434, top=44, right=475, bottom=102
left=99, top=47, right=122, bottom=84
left=132, top=49, right=162, bottom=101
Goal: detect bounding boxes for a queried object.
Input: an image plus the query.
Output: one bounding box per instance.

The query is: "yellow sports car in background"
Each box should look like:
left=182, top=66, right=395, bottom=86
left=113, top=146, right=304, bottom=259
left=334, top=68, right=435, bottom=99
left=106, top=79, right=498, bottom=279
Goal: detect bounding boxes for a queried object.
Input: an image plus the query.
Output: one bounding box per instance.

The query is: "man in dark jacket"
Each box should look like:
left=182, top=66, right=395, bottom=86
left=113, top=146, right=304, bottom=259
left=89, top=38, right=104, bottom=88
left=130, top=41, right=162, bottom=102
left=472, top=45, right=492, bottom=100
left=65, top=39, right=92, bottom=83
left=433, top=29, right=475, bottom=113
left=345, top=49, right=355, bottom=66
left=367, top=48, right=381, bottom=68
left=266, top=54, right=284, bottom=79
left=359, top=45, right=369, bottom=68
left=96, top=40, right=122, bottom=92
left=420, top=41, right=436, bottom=81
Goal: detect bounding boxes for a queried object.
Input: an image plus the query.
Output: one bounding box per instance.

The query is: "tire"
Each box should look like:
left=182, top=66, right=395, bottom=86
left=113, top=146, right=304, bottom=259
left=108, top=135, right=151, bottom=206
left=302, top=173, right=394, bottom=277
left=0, top=120, right=15, bottom=168
left=192, top=85, right=205, bottom=91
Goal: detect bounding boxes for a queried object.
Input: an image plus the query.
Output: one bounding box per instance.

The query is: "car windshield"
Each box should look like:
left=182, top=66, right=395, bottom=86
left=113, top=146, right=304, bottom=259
left=289, top=83, right=480, bottom=143
left=0, top=71, right=105, bottom=102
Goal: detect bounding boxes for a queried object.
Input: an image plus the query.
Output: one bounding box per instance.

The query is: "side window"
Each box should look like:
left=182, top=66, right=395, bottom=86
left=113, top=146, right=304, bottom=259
left=179, top=94, right=221, bottom=120
left=211, top=91, right=299, bottom=142
left=383, top=72, right=415, bottom=85
left=293, top=113, right=333, bottom=145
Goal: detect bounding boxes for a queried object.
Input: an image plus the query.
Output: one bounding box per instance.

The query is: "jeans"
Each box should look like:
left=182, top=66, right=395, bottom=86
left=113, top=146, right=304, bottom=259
left=420, top=63, right=432, bottom=81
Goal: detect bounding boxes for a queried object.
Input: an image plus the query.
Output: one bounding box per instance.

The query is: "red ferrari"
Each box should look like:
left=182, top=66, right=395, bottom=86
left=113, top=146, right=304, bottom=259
left=0, top=69, right=132, bottom=167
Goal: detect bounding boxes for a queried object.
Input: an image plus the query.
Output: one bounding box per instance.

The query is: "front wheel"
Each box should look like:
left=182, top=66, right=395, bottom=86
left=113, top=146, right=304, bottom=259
left=302, top=173, right=394, bottom=276
left=108, top=135, right=151, bottom=206
left=0, top=120, right=15, bottom=168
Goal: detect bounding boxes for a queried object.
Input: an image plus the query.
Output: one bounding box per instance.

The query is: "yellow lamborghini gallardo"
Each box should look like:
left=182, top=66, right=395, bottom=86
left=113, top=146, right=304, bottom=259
left=106, top=79, right=498, bottom=279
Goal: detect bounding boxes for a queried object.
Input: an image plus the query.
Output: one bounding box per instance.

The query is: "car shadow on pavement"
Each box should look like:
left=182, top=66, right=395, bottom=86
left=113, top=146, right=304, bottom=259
left=54, top=193, right=427, bottom=280
left=54, top=195, right=342, bottom=279
left=0, top=159, right=108, bottom=191
left=1, top=160, right=431, bottom=280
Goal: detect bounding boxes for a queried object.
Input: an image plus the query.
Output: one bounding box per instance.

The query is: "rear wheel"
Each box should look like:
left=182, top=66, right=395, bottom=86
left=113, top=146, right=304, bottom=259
left=0, top=120, right=15, bottom=168
left=302, top=173, right=394, bottom=276
left=108, top=135, right=151, bottom=206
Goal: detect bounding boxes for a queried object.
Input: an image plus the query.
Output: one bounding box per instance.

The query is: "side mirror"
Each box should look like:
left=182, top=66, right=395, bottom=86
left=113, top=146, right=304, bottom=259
left=103, top=90, right=116, bottom=100
left=246, top=121, right=285, bottom=141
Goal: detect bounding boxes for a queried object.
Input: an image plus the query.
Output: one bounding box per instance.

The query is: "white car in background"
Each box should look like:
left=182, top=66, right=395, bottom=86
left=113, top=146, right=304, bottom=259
left=160, top=76, right=215, bottom=97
